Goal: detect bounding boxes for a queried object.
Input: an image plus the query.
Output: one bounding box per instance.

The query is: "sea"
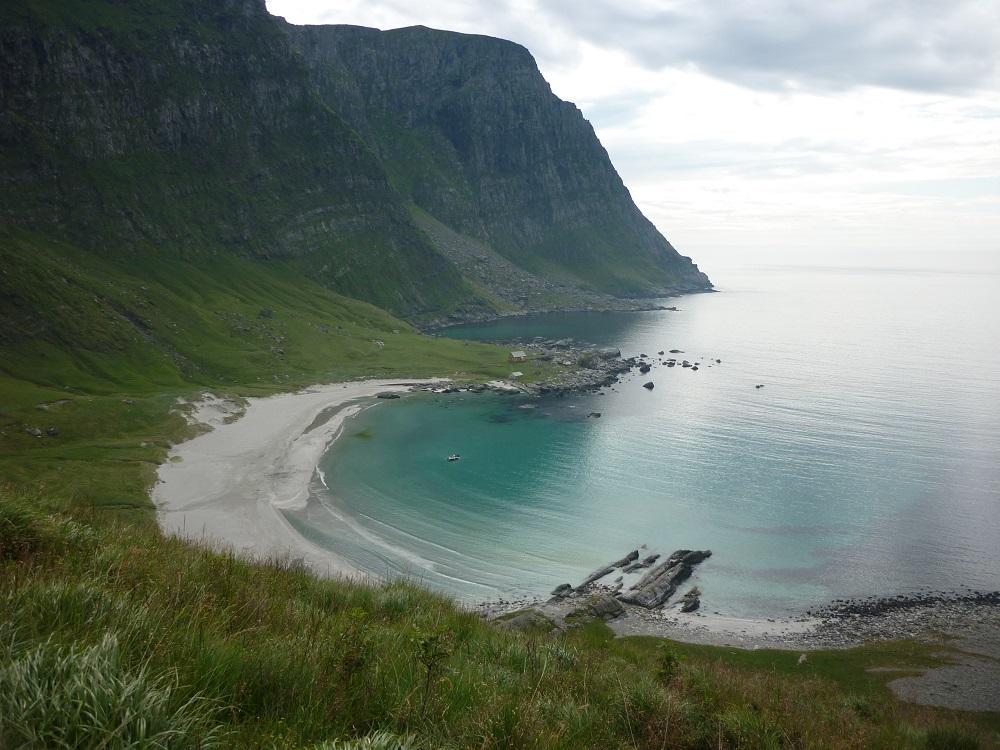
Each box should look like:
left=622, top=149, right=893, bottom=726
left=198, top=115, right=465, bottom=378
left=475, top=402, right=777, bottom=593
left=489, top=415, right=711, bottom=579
left=284, top=263, right=1000, bottom=618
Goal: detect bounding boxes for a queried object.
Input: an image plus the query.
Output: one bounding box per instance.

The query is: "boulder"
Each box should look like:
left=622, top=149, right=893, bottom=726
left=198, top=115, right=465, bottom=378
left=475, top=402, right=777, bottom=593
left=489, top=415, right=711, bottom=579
left=639, top=364, right=651, bottom=374
left=550, top=583, right=574, bottom=599
left=642, top=382, right=654, bottom=390
left=377, top=393, right=401, bottom=399
left=569, top=593, right=625, bottom=622
left=495, top=609, right=557, bottom=633
left=46, top=426, right=59, bottom=437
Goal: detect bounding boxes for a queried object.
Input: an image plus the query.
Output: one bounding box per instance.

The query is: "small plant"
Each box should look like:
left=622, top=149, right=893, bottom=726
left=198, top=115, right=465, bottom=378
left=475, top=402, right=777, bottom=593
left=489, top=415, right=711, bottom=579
left=412, top=628, right=453, bottom=718
left=656, top=642, right=683, bottom=683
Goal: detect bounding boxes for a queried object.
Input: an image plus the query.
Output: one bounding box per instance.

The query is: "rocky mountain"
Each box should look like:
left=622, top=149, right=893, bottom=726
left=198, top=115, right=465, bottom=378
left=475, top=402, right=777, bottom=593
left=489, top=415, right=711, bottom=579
left=0, top=0, right=710, bottom=348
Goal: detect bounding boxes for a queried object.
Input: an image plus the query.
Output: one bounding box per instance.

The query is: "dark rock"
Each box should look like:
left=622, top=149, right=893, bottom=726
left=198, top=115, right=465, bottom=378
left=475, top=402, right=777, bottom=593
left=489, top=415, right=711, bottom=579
left=618, top=549, right=712, bottom=609
left=642, top=382, right=654, bottom=390
left=376, top=393, right=401, bottom=399
left=46, top=426, right=59, bottom=437
left=569, top=593, right=625, bottom=622
left=669, top=349, right=683, bottom=354
left=639, top=364, right=651, bottom=374
left=579, top=565, right=617, bottom=587
left=495, top=609, right=557, bottom=633
left=611, top=550, right=640, bottom=567
left=588, top=412, right=601, bottom=418
left=550, top=583, right=574, bottom=599
left=679, top=587, right=701, bottom=613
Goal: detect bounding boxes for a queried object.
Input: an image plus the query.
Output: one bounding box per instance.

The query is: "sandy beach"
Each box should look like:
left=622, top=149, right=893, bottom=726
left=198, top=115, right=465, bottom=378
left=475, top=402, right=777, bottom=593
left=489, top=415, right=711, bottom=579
left=153, top=379, right=438, bottom=578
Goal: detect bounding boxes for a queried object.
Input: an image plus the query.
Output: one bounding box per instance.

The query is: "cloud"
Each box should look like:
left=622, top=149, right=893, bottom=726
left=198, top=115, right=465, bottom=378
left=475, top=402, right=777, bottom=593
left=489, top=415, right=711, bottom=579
left=537, top=0, right=1000, bottom=93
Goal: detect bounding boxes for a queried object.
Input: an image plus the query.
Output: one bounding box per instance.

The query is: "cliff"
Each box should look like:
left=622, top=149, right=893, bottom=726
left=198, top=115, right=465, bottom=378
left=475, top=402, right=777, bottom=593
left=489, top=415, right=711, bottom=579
left=0, top=0, right=709, bottom=365
left=288, top=23, right=711, bottom=297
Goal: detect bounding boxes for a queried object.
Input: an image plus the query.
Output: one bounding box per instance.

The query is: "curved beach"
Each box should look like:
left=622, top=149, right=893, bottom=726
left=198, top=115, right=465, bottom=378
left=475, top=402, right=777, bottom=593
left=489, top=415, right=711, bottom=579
left=153, top=380, right=438, bottom=578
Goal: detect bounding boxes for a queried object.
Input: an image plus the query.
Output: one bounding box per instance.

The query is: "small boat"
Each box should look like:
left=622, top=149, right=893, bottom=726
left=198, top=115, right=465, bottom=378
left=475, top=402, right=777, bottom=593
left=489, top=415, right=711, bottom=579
left=447, top=454, right=461, bottom=462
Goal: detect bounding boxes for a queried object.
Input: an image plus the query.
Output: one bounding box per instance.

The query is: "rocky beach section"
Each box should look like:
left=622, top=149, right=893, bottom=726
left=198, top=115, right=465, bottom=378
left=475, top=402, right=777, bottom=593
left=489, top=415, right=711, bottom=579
left=414, top=332, right=727, bottom=398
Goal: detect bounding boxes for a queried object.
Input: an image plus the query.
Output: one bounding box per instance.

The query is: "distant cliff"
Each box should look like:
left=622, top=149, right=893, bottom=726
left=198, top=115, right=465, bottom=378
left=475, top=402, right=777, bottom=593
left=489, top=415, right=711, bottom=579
left=0, top=0, right=709, bottom=334
left=288, top=24, right=711, bottom=298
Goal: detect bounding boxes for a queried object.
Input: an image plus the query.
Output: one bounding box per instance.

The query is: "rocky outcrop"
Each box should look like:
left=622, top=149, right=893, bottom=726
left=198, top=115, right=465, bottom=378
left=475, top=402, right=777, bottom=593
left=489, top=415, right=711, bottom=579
left=619, top=550, right=712, bottom=609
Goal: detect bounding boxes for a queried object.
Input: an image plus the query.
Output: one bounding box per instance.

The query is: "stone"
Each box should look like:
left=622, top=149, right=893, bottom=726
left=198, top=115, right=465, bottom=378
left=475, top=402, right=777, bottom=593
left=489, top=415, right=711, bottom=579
left=569, top=593, right=625, bottom=622
left=46, top=426, right=59, bottom=437
left=24, top=426, right=42, bottom=438
left=376, top=393, right=401, bottom=399
left=639, top=364, right=651, bottom=374
left=619, top=550, right=712, bottom=609
left=642, top=382, right=654, bottom=390
left=550, top=583, right=573, bottom=598
left=495, top=609, right=557, bottom=633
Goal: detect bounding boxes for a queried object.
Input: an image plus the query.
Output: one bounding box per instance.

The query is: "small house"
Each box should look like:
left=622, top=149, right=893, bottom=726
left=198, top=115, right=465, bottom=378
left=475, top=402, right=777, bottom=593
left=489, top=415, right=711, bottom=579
left=507, top=350, right=527, bottom=363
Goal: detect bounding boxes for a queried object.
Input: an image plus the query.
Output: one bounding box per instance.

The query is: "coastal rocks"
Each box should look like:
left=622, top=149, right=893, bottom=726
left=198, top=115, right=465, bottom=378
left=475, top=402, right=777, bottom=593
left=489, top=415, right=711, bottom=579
left=569, top=593, right=625, bottom=622
left=494, top=609, right=558, bottom=633
left=623, top=553, right=660, bottom=573
left=612, top=550, right=640, bottom=567
left=550, top=583, right=574, bottom=599
left=639, top=364, right=651, bottom=374
left=642, top=382, right=654, bottom=390
left=376, top=393, right=401, bottom=399
left=678, top=587, right=701, bottom=613
left=579, top=550, right=640, bottom=588
left=618, top=549, right=712, bottom=609
left=580, top=564, right=617, bottom=588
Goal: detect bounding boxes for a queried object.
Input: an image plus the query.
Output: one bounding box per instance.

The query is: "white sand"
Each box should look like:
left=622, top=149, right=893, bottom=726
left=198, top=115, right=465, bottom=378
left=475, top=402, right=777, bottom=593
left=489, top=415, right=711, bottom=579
left=153, top=380, right=438, bottom=577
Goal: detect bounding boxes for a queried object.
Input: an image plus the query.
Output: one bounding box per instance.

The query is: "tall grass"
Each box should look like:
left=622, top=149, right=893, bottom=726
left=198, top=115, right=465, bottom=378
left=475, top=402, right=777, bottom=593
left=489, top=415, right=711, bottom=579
left=0, top=492, right=992, bottom=749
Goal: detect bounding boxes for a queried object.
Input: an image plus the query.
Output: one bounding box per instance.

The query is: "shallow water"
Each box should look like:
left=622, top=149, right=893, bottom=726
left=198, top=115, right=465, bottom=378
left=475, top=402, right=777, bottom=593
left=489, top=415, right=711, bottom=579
left=287, top=265, right=1000, bottom=617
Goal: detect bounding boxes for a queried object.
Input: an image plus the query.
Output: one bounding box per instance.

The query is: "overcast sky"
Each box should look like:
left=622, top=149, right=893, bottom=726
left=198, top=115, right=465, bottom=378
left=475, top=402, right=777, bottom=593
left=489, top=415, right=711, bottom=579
left=267, top=0, right=1000, bottom=273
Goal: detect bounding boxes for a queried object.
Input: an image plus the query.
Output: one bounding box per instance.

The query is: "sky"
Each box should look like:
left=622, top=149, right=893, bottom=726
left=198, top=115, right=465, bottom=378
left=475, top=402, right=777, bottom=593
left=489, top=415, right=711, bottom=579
left=266, top=0, right=1000, bottom=273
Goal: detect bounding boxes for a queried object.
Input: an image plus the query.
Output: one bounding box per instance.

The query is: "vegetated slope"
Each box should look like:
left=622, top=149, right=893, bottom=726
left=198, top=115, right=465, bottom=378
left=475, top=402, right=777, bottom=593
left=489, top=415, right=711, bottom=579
left=0, top=496, right=993, bottom=750
left=0, top=0, right=480, bottom=320
left=288, top=23, right=712, bottom=298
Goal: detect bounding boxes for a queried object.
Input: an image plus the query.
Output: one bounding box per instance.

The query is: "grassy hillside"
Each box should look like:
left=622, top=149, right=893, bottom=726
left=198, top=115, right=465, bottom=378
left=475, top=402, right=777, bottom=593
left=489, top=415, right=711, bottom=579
left=1, top=491, right=995, bottom=749
left=0, top=228, right=553, bottom=519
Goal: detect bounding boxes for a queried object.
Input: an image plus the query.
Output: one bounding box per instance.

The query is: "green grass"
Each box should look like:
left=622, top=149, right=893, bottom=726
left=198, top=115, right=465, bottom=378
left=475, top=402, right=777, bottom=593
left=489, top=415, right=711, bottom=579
left=0, top=494, right=995, bottom=750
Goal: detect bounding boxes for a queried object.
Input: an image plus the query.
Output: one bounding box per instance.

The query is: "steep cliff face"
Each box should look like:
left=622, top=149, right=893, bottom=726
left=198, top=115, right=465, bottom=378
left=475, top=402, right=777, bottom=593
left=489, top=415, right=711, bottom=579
left=288, top=24, right=711, bottom=296
left=0, top=0, right=476, bottom=317
left=1, top=0, right=709, bottom=350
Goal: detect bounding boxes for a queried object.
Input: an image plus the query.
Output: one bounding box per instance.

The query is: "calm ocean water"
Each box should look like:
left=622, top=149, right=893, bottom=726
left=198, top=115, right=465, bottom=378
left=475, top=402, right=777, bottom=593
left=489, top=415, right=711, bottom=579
left=286, top=265, right=1000, bottom=617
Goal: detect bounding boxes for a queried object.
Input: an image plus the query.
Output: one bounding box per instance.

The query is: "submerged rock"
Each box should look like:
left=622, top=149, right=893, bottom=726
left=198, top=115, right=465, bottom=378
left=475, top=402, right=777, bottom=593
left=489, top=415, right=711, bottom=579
left=642, top=382, right=654, bottom=390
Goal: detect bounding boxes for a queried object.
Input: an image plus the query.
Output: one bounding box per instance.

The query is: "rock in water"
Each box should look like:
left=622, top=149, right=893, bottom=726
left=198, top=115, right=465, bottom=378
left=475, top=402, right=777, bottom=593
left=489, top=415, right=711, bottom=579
left=678, top=586, right=701, bottom=613
left=618, top=550, right=712, bottom=609
left=611, top=549, right=639, bottom=568
left=579, top=565, right=617, bottom=587
left=550, top=583, right=573, bottom=599
left=642, top=382, right=654, bottom=390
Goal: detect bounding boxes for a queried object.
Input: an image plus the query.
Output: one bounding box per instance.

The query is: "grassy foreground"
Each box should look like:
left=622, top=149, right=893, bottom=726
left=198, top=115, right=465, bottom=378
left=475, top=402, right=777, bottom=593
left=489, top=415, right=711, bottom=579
left=1, top=491, right=996, bottom=750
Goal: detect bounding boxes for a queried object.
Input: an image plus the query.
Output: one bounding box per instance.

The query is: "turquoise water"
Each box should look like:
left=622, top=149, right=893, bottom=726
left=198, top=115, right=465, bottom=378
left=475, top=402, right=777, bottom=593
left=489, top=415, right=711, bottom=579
left=288, top=265, right=1000, bottom=616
